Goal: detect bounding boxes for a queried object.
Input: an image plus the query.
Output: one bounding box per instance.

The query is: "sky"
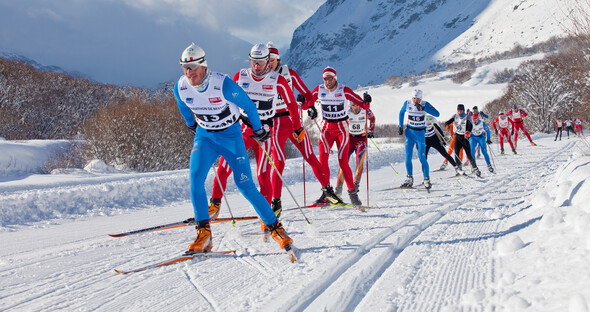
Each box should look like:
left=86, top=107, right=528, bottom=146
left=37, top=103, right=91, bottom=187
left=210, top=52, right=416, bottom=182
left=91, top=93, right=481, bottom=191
left=0, top=0, right=325, bottom=88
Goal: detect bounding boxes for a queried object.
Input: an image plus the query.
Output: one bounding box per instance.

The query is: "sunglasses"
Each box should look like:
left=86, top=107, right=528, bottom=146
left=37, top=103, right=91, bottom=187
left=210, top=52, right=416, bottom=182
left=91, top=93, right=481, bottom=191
left=250, top=59, right=267, bottom=66
left=323, top=77, right=334, bottom=81
left=181, top=62, right=201, bottom=71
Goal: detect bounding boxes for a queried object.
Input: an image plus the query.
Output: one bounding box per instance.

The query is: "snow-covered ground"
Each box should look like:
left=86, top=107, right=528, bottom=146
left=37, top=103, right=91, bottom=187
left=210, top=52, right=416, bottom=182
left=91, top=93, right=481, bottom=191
left=1, top=133, right=590, bottom=311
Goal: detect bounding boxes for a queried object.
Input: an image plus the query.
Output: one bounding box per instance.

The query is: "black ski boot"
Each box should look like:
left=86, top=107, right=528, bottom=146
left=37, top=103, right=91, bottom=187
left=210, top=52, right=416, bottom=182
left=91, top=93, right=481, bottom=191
left=271, top=198, right=282, bottom=219
left=348, top=188, right=362, bottom=206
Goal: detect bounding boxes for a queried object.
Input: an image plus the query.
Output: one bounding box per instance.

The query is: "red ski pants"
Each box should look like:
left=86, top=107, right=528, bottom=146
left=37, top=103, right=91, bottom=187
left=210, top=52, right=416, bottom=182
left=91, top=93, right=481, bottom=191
left=498, top=128, right=515, bottom=149
left=319, top=120, right=355, bottom=191
left=513, top=121, right=532, bottom=142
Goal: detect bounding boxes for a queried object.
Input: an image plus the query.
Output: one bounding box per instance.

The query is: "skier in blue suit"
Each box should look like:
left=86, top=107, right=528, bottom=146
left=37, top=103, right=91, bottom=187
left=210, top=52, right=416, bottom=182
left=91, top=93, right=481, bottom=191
left=398, top=89, right=440, bottom=189
left=174, top=43, right=293, bottom=254
left=469, top=113, right=495, bottom=173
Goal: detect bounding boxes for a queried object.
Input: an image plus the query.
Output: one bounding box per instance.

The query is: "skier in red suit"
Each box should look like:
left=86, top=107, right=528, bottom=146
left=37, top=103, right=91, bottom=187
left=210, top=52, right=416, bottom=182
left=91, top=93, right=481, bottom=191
left=505, top=104, right=536, bottom=147
left=492, top=112, right=517, bottom=155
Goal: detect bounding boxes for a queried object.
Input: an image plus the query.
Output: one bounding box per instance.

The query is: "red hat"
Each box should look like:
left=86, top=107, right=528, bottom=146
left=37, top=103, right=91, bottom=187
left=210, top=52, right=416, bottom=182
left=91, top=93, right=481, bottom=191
left=472, top=113, right=479, bottom=119
left=499, top=111, right=505, bottom=115
left=323, top=66, right=337, bottom=78
left=266, top=41, right=279, bottom=59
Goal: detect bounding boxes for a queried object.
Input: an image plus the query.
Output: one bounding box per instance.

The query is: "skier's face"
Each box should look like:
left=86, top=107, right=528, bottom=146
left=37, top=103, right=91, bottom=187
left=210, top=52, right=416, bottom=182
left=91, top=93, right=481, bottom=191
left=268, top=57, right=279, bottom=71
left=351, top=104, right=360, bottom=114
left=183, top=65, right=208, bottom=86
left=323, top=76, right=337, bottom=90
left=250, top=58, right=269, bottom=76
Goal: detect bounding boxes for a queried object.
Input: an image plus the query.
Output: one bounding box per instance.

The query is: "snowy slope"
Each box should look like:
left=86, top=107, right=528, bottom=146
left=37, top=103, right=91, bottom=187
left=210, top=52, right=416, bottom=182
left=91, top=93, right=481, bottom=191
left=285, top=0, right=570, bottom=88
left=1, top=135, right=589, bottom=311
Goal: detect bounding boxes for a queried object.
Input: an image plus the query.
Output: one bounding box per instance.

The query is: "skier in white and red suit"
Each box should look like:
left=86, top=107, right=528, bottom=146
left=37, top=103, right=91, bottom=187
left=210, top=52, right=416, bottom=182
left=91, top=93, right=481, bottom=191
left=492, top=111, right=517, bottom=155
left=265, top=42, right=343, bottom=215
left=505, top=104, right=536, bottom=147
left=210, top=44, right=303, bottom=227
left=303, top=66, right=371, bottom=205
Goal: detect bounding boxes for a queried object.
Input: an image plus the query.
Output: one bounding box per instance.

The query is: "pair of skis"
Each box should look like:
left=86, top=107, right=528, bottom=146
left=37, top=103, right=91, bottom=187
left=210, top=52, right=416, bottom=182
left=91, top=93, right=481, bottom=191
left=110, top=216, right=297, bottom=274
left=283, top=202, right=371, bottom=212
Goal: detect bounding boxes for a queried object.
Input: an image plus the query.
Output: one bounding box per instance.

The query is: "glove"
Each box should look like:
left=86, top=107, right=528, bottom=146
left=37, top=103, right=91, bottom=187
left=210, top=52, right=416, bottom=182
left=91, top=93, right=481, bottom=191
left=363, top=92, right=372, bottom=104
left=495, top=129, right=498, bottom=136
left=293, top=127, right=306, bottom=143
left=510, top=130, right=514, bottom=136
left=296, top=93, right=305, bottom=103
left=415, top=102, right=424, bottom=111
left=465, top=131, right=470, bottom=139
left=486, top=140, right=492, bottom=144
left=307, top=106, right=318, bottom=119
left=398, top=127, right=404, bottom=136
left=367, top=131, right=374, bottom=138
left=251, top=128, right=270, bottom=143
left=188, top=124, right=197, bottom=134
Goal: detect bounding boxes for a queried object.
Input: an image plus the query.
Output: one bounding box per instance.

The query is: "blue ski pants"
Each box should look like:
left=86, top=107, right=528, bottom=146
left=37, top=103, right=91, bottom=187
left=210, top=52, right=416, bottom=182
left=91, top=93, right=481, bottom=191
left=469, top=135, right=491, bottom=166
left=405, top=128, right=429, bottom=178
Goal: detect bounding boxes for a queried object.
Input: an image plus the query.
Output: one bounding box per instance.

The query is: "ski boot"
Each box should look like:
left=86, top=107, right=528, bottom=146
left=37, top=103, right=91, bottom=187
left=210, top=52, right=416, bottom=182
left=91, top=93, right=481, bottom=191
left=334, top=184, right=343, bottom=197
left=208, top=198, right=221, bottom=219
left=500, top=147, right=505, bottom=155
left=440, top=161, right=448, bottom=170
left=322, top=185, right=344, bottom=204
left=454, top=166, right=465, bottom=176
left=473, top=167, right=482, bottom=178
left=268, top=221, right=293, bottom=249
left=187, top=220, right=212, bottom=253
left=348, top=188, right=362, bottom=205
left=512, top=148, right=517, bottom=155
left=488, top=164, right=494, bottom=173
left=423, top=177, right=432, bottom=190
left=271, top=198, right=282, bottom=219
left=530, top=141, right=536, bottom=146
left=400, top=175, right=413, bottom=188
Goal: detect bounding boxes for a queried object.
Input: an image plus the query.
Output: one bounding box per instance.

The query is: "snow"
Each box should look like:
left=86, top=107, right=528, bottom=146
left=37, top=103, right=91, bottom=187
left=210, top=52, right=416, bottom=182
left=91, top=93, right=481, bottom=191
left=2, top=70, right=590, bottom=311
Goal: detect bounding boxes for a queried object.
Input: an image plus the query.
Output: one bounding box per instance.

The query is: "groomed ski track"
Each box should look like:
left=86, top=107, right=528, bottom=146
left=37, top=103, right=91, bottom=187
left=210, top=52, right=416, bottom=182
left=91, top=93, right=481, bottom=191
left=0, top=137, right=576, bottom=311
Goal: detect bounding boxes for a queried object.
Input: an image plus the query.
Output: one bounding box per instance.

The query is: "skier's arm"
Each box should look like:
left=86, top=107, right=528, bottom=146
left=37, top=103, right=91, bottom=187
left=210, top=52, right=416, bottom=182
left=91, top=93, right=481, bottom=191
left=433, top=123, right=444, bottom=137
left=398, top=101, right=408, bottom=128
left=492, top=118, right=498, bottom=131
left=367, top=108, right=376, bottom=131
left=222, top=76, right=263, bottom=131
left=303, top=86, right=319, bottom=110
left=423, top=101, right=440, bottom=117
left=173, top=81, right=197, bottom=127
left=343, top=86, right=369, bottom=109
left=277, top=75, right=302, bottom=130
left=289, top=69, right=312, bottom=103
left=520, top=109, right=528, bottom=117
left=481, top=112, right=489, bottom=119
left=445, top=115, right=455, bottom=127
left=483, top=122, right=492, bottom=140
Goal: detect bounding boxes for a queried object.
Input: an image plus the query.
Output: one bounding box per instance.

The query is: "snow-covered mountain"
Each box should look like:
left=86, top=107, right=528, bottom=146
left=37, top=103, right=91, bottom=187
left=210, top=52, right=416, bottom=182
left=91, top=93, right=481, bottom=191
left=284, top=0, right=570, bottom=88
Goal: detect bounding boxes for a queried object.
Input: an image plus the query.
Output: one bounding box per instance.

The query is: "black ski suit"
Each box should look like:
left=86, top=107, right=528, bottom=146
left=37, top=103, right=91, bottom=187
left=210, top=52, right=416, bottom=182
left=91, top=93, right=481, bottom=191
left=445, top=114, right=477, bottom=170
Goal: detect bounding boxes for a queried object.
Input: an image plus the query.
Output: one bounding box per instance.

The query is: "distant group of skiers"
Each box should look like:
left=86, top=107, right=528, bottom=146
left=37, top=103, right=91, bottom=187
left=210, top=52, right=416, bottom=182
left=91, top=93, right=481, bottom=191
left=554, top=117, right=585, bottom=140
left=397, top=90, right=537, bottom=189
left=173, top=42, right=374, bottom=255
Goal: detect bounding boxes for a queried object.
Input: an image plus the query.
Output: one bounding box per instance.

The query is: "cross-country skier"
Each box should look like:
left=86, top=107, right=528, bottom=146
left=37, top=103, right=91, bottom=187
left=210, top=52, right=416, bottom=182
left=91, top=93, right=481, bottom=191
left=492, top=112, right=517, bottom=155
left=398, top=89, right=440, bottom=188
left=573, top=117, right=585, bottom=136
left=469, top=113, right=494, bottom=173
left=439, top=122, right=465, bottom=170
left=265, top=42, right=342, bottom=215
left=445, top=104, right=482, bottom=177
left=334, top=100, right=375, bottom=195
left=209, top=43, right=303, bottom=231
left=423, top=115, right=462, bottom=174
left=554, top=119, right=563, bottom=141
left=506, top=104, right=536, bottom=147
left=468, top=106, right=488, bottom=159
left=303, top=66, right=371, bottom=205
left=173, top=43, right=292, bottom=253
left=565, top=119, right=574, bottom=138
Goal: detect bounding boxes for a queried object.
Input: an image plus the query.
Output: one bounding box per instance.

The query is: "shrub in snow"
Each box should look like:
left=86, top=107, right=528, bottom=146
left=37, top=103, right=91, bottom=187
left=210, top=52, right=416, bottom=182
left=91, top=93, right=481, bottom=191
left=84, top=159, right=120, bottom=174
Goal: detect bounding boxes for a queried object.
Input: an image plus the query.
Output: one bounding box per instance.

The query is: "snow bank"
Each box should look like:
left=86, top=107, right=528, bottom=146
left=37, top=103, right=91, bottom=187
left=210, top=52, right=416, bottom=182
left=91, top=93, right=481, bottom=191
left=0, top=140, right=71, bottom=178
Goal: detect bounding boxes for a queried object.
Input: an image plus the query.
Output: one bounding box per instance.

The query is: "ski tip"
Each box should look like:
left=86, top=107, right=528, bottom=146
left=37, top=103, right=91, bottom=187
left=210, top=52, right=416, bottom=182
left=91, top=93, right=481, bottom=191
left=285, top=244, right=297, bottom=263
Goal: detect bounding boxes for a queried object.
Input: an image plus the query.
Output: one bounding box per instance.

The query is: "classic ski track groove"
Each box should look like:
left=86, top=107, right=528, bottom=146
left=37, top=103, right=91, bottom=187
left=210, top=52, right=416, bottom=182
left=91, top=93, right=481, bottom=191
left=284, top=141, right=574, bottom=311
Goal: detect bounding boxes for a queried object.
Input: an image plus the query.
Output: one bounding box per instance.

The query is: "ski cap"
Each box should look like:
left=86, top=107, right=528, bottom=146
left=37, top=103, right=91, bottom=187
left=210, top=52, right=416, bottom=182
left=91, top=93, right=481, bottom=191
left=249, top=43, right=270, bottom=60
left=267, top=41, right=279, bottom=59
left=323, top=66, right=337, bottom=79
left=412, top=89, right=423, bottom=99
left=457, top=104, right=465, bottom=111
left=499, top=111, right=505, bottom=116
left=472, top=113, right=480, bottom=120
left=180, top=43, right=207, bottom=67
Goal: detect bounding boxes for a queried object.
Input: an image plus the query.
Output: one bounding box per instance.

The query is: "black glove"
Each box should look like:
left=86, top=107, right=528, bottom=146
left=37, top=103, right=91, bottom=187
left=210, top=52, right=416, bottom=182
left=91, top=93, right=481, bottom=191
left=398, top=127, right=404, bottom=136
left=297, top=94, right=305, bottom=103
left=415, top=102, right=424, bottom=111
left=510, top=130, right=514, bottom=136
left=367, top=131, right=374, bottom=138
left=307, top=106, right=318, bottom=119
left=251, top=128, right=270, bottom=142
left=293, top=127, right=306, bottom=143
left=188, top=124, right=197, bottom=134
left=486, top=140, right=492, bottom=144
left=363, top=92, right=372, bottom=104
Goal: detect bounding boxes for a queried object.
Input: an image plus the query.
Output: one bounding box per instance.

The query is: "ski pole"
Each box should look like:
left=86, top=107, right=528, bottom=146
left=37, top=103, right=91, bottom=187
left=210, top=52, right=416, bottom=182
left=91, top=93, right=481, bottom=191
left=300, top=106, right=307, bottom=207
left=257, top=141, right=312, bottom=225
left=368, top=137, right=399, bottom=174
left=212, top=158, right=237, bottom=225
left=487, top=142, right=497, bottom=172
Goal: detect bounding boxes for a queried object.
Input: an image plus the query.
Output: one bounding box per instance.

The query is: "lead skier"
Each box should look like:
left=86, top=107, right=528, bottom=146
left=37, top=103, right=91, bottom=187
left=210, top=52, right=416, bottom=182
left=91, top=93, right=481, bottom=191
left=174, top=43, right=292, bottom=253
left=398, top=89, right=440, bottom=189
